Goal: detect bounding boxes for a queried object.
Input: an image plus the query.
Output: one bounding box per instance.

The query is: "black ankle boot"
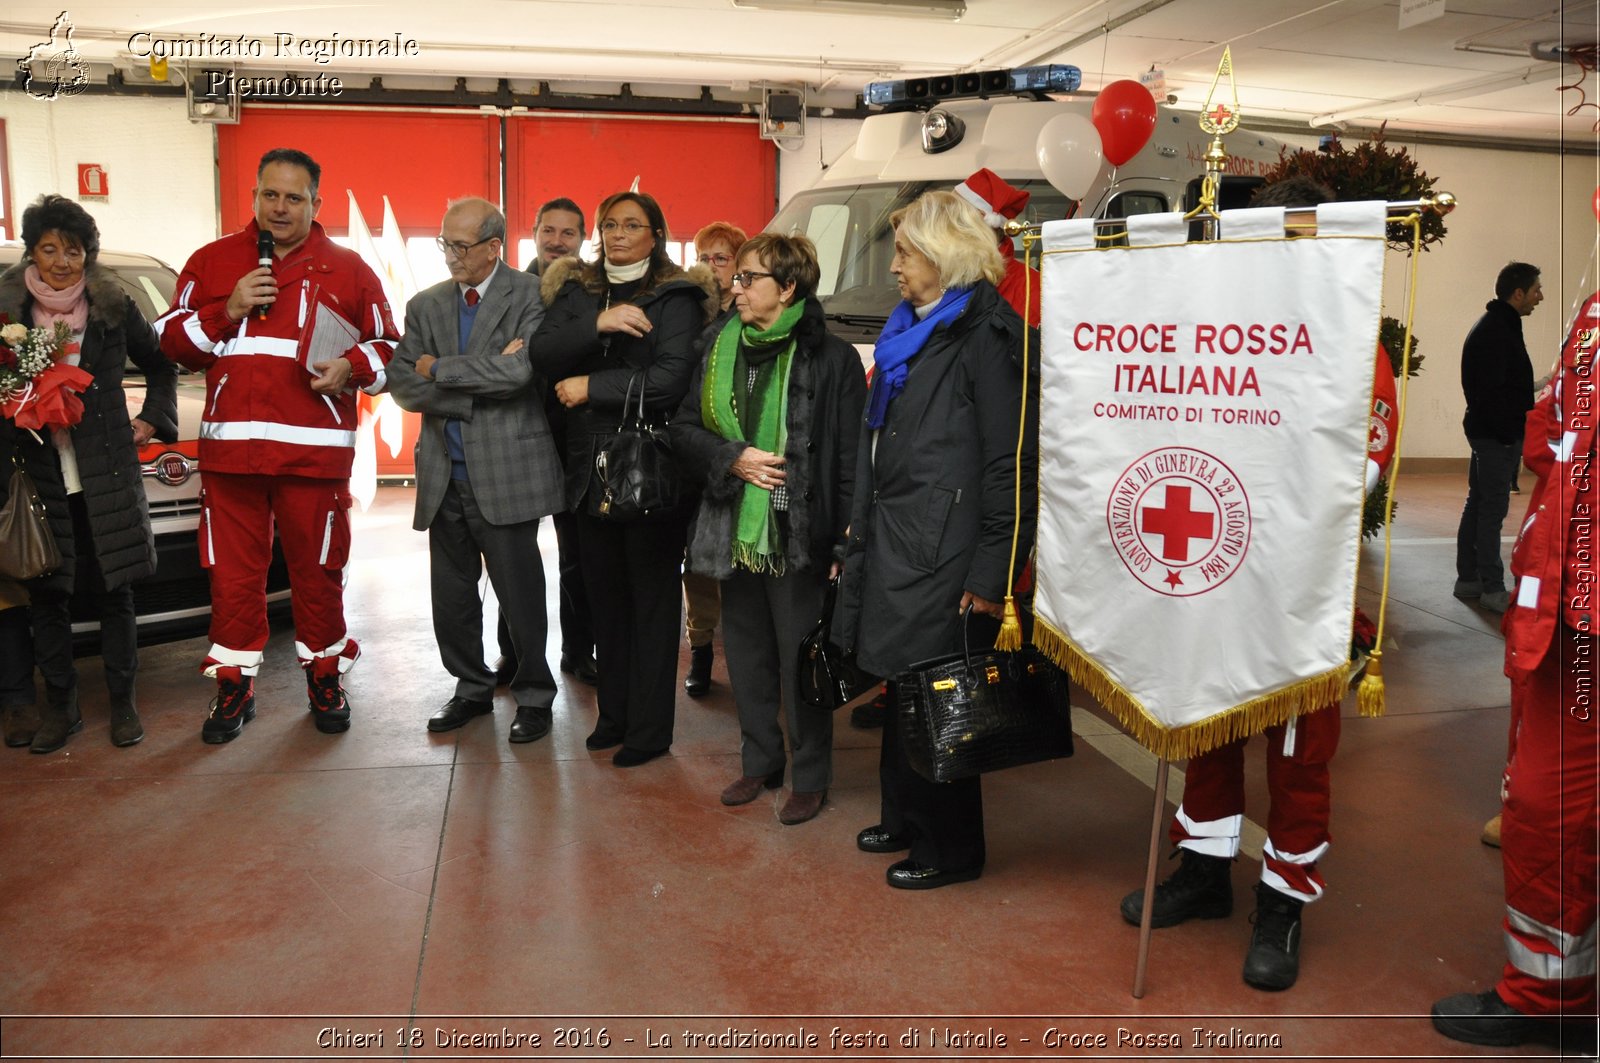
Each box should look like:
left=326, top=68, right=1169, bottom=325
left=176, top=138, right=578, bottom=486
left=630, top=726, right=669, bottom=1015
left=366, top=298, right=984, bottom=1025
left=1243, top=882, right=1304, bottom=990
left=31, top=683, right=82, bottom=755
left=109, top=694, right=144, bottom=748
left=1120, top=848, right=1233, bottom=927
left=684, top=644, right=713, bottom=696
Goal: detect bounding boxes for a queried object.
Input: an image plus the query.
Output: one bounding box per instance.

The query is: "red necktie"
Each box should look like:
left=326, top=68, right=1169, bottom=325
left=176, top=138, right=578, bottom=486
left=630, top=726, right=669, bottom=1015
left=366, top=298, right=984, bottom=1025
left=464, top=289, right=479, bottom=307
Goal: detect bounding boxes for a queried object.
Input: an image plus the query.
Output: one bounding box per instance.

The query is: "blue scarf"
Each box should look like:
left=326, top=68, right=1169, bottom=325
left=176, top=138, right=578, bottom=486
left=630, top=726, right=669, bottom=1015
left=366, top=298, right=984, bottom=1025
left=866, top=286, right=972, bottom=429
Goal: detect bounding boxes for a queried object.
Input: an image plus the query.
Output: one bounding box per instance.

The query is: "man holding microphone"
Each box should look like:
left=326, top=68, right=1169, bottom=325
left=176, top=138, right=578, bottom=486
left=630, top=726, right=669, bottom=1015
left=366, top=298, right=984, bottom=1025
left=158, top=148, right=396, bottom=743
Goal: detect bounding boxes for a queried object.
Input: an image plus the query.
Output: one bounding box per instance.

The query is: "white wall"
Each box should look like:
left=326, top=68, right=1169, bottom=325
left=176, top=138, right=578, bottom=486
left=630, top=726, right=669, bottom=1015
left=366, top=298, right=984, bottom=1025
left=1384, top=138, right=1599, bottom=460
left=0, top=94, right=217, bottom=271
left=775, top=116, right=864, bottom=210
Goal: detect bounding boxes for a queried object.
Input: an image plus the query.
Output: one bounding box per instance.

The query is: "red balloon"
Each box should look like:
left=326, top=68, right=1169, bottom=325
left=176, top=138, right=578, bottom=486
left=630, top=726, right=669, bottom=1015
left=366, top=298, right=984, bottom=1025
left=1592, top=185, right=1600, bottom=222
left=1092, top=80, right=1159, bottom=167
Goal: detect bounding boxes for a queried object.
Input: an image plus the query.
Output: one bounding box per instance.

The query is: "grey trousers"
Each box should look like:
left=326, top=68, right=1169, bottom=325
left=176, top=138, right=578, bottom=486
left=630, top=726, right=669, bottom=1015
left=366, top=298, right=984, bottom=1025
left=720, top=567, right=833, bottom=792
left=429, top=480, right=557, bottom=708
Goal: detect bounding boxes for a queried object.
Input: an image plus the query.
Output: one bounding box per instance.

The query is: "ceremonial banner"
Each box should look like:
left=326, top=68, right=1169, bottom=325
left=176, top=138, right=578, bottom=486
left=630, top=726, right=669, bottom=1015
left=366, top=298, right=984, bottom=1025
left=1033, top=203, right=1387, bottom=758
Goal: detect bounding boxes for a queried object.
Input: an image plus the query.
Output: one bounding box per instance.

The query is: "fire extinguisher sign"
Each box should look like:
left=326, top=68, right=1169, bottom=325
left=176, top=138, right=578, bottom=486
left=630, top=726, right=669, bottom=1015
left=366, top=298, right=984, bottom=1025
left=77, top=163, right=107, bottom=198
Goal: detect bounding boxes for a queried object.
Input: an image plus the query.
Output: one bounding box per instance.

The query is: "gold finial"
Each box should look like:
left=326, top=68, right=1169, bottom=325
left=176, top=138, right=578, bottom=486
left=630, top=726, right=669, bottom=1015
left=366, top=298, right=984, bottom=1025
left=1199, top=45, right=1240, bottom=136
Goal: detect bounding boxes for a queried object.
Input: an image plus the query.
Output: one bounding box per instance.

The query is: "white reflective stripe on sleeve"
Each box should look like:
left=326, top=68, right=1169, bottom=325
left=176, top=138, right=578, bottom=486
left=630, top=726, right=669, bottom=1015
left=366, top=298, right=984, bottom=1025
left=370, top=304, right=386, bottom=340
left=201, top=421, right=357, bottom=448
left=1516, top=575, right=1541, bottom=609
left=1174, top=806, right=1243, bottom=858
left=1558, top=431, right=1578, bottom=463
left=182, top=314, right=218, bottom=353
left=361, top=367, right=388, bottom=396
left=218, top=336, right=300, bottom=359
left=1506, top=909, right=1598, bottom=981
left=356, top=341, right=386, bottom=376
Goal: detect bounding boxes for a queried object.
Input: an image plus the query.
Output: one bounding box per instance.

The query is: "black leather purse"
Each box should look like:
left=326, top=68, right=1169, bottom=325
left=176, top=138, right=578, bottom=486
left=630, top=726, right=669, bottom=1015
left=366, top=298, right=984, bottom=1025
left=896, top=607, right=1074, bottom=784
left=798, top=576, right=879, bottom=710
left=590, top=373, right=682, bottom=521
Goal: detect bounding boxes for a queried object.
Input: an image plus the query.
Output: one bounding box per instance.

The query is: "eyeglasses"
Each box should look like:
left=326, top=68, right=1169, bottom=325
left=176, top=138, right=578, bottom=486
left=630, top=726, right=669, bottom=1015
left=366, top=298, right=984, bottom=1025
left=435, top=236, right=494, bottom=258
left=698, top=252, right=733, bottom=267
left=731, top=271, right=774, bottom=288
left=600, top=219, right=651, bottom=235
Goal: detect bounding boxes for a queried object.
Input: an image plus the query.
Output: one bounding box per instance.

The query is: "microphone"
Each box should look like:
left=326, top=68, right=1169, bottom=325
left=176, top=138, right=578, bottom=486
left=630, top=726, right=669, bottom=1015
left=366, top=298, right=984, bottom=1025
left=256, top=230, right=275, bottom=320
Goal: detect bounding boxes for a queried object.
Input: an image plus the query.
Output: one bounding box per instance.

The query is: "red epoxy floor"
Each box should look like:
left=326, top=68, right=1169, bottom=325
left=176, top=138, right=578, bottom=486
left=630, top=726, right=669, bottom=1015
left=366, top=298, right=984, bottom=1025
left=1, top=475, right=1594, bottom=1061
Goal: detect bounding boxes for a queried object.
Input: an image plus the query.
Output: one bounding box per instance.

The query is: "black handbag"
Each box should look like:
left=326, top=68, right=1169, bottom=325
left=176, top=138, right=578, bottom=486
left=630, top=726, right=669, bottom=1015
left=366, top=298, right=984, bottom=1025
left=0, top=455, right=61, bottom=581
left=590, top=373, right=682, bottom=521
left=896, top=607, right=1074, bottom=784
left=798, top=576, right=880, bottom=710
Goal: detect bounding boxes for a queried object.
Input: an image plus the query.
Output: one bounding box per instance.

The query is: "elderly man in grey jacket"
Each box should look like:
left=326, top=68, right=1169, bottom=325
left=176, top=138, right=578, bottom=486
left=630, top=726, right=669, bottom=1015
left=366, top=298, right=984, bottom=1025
left=387, top=197, right=566, bottom=743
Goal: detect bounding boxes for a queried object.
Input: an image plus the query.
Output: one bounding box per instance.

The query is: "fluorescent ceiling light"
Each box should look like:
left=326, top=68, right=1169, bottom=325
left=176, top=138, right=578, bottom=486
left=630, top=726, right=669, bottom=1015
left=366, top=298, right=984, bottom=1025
left=730, top=0, right=966, bottom=21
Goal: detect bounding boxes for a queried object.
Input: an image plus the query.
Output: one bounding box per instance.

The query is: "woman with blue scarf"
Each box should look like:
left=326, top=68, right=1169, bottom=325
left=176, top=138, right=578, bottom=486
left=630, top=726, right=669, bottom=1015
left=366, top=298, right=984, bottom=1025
left=833, top=190, right=1037, bottom=889
left=674, top=233, right=865, bottom=825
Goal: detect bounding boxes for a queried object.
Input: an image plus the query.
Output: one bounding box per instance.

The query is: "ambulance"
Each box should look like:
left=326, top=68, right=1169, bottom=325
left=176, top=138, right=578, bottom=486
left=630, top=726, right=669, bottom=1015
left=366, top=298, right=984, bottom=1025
left=767, top=65, right=1292, bottom=348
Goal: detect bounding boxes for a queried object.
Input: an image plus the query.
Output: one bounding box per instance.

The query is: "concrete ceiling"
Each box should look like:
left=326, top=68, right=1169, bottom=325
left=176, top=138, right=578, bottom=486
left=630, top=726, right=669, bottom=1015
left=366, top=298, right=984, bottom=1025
left=4, top=0, right=1599, bottom=143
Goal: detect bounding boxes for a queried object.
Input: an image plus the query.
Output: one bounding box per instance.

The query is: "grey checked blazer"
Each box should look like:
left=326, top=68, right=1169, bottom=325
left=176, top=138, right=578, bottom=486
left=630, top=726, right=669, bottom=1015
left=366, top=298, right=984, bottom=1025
left=387, top=264, right=565, bottom=530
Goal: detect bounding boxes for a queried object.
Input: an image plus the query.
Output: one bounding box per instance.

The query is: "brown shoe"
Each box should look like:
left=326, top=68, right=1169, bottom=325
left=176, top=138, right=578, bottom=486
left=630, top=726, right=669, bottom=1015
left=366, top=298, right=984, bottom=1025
left=1481, top=813, right=1502, bottom=848
left=2, top=703, right=39, bottom=748
left=778, top=789, right=827, bottom=825
left=720, top=768, right=784, bottom=806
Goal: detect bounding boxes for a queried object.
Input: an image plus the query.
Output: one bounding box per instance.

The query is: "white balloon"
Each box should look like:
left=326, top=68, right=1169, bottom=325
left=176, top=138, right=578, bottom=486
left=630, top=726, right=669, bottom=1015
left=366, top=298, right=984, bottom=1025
left=1035, top=113, right=1105, bottom=200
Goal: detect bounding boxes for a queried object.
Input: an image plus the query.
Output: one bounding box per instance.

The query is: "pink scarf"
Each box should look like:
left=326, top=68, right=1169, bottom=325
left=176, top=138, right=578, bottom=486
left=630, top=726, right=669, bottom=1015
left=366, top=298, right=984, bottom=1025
left=25, top=264, right=89, bottom=333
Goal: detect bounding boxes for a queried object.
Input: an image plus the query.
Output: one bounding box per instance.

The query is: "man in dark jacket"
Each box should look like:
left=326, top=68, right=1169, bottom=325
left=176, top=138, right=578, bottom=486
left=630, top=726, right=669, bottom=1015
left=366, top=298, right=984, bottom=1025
left=1456, top=261, right=1542, bottom=612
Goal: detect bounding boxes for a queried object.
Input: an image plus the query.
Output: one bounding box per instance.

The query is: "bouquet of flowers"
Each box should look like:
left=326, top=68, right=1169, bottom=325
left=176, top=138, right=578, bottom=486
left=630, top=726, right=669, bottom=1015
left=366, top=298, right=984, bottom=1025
left=0, top=317, right=92, bottom=434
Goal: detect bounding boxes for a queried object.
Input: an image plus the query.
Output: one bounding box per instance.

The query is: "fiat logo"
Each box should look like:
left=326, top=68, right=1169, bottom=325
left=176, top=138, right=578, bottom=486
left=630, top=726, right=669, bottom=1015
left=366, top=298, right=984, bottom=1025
left=152, top=452, right=195, bottom=486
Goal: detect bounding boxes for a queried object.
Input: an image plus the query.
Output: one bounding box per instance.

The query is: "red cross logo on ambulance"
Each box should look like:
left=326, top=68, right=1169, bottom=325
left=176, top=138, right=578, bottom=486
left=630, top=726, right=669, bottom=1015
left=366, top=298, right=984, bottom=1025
left=1106, top=447, right=1252, bottom=597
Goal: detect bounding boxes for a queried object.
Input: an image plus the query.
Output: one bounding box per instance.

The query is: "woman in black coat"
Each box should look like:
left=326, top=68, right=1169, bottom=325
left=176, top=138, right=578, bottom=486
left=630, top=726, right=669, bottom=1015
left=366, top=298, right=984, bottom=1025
left=672, top=233, right=866, bottom=824
left=0, top=195, right=178, bottom=753
left=832, top=190, right=1037, bottom=888
left=533, top=191, right=716, bottom=767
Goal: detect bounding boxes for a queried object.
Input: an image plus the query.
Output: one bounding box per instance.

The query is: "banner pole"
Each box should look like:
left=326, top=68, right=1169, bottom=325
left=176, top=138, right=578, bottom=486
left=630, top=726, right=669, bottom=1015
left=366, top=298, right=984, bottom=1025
left=1132, top=756, right=1170, bottom=998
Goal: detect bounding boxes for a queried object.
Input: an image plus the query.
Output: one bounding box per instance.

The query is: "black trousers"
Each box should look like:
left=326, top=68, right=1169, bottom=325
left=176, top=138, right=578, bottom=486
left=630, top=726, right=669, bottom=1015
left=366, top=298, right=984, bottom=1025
left=0, top=606, right=34, bottom=707
left=497, top=508, right=592, bottom=663
left=578, top=511, right=687, bottom=753
left=30, top=493, right=137, bottom=701
left=429, top=480, right=557, bottom=708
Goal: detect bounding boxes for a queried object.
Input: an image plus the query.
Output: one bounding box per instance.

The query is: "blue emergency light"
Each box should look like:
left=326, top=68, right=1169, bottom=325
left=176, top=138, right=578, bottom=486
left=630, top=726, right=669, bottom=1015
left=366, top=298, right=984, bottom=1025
left=865, top=64, right=1082, bottom=107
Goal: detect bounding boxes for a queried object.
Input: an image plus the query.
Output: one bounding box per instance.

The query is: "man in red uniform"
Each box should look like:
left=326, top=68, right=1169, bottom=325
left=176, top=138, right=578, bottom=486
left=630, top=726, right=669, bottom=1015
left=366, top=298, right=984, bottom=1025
left=1117, top=176, right=1399, bottom=992
left=952, top=167, right=1040, bottom=328
left=158, top=148, right=396, bottom=743
left=1432, top=293, right=1598, bottom=1049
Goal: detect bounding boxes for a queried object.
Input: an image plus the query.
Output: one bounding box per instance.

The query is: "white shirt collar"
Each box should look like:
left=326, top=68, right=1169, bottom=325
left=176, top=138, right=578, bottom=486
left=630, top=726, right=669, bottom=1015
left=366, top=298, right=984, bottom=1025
left=458, top=261, right=500, bottom=303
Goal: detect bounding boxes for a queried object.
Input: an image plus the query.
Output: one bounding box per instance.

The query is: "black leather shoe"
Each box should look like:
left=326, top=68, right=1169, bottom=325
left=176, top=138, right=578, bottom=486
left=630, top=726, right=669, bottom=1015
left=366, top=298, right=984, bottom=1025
left=612, top=745, right=669, bottom=767
left=886, top=858, right=982, bottom=890
left=684, top=644, right=712, bottom=697
left=560, top=652, right=599, bottom=686
left=585, top=727, right=624, bottom=751
left=1431, top=990, right=1551, bottom=1047
left=856, top=824, right=910, bottom=853
left=427, top=696, right=493, bottom=732
left=508, top=705, right=551, bottom=744
left=493, top=656, right=517, bottom=686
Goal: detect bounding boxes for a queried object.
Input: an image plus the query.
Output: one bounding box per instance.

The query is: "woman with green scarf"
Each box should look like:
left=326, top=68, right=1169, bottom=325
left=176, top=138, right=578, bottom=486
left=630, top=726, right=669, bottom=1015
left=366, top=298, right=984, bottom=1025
left=673, top=233, right=866, bottom=825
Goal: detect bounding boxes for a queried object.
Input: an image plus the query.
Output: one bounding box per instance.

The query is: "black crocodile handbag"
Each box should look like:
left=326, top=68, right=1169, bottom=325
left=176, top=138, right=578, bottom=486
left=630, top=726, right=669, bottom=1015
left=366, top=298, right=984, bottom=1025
left=798, top=576, right=879, bottom=710
left=896, top=609, right=1074, bottom=783
left=590, top=373, right=683, bottom=521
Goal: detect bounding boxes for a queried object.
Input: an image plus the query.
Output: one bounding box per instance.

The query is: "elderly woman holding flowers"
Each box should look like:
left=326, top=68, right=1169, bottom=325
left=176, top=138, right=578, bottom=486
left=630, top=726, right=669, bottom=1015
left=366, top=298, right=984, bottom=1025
left=0, top=194, right=176, bottom=754
left=673, top=233, right=865, bottom=824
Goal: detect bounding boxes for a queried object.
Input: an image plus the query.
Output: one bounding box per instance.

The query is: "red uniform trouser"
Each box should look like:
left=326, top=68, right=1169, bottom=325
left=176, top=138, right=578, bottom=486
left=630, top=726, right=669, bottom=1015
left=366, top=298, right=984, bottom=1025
left=199, top=471, right=358, bottom=677
left=1170, top=702, right=1341, bottom=903
left=1498, top=628, right=1598, bottom=1017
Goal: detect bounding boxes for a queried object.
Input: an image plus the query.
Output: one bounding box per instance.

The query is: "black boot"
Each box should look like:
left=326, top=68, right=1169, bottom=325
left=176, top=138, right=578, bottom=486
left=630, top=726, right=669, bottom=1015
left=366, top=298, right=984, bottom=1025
left=307, top=667, right=351, bottom=734
left=2, top=704, right=39, bottom=748
left=1242, top=882, right=1304, bottom=990
left=201, top=667, right=256, bottom=745
left=684, top=643, right=713, bottom=697
left=1120, top=848, right=1233, bottom=927
left=108, top=693, right=144, bottom=747
left=30, top=683, right=83, bottom=755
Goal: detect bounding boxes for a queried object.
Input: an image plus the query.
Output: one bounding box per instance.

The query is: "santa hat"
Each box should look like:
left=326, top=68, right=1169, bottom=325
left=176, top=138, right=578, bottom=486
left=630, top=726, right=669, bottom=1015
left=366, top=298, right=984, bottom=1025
left=954, top=168, right=1030, bottom=229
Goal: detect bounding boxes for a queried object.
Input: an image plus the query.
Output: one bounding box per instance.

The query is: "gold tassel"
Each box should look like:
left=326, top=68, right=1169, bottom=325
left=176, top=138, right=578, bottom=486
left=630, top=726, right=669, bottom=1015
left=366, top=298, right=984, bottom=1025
left=1356, top=651, right=1386, bottom=717
left=995, top=595, right=1022, bottom=650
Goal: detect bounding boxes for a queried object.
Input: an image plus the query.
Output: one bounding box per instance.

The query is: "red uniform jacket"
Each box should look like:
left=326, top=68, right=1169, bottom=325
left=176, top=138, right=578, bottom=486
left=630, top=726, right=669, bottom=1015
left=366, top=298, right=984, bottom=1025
left=158, top=220, right=396, bottom=479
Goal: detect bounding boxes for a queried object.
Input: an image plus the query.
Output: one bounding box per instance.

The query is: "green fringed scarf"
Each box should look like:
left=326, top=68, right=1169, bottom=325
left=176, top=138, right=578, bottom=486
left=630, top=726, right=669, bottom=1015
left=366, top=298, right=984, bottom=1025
left=701, top=300, right=805, bottom=573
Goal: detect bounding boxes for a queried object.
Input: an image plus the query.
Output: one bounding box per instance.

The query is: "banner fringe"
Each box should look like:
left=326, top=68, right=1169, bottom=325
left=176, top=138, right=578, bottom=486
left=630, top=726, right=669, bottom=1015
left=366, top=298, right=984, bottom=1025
left=1033, top=619, right=1351, bottom=760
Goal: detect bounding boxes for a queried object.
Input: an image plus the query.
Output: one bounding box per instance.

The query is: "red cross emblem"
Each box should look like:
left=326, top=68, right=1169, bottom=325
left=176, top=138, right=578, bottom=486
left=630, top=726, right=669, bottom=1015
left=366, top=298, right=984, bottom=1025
left=1206, top=103, right=1233, bottom=126
left=1141, top=485, right=1215, bottom=562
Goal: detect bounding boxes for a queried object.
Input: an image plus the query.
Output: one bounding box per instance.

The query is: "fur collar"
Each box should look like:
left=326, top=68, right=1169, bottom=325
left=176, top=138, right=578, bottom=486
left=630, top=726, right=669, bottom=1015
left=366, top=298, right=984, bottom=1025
left=540, top=256, right=720, bottom=324
left=0, top=260, right=130, bottom=327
